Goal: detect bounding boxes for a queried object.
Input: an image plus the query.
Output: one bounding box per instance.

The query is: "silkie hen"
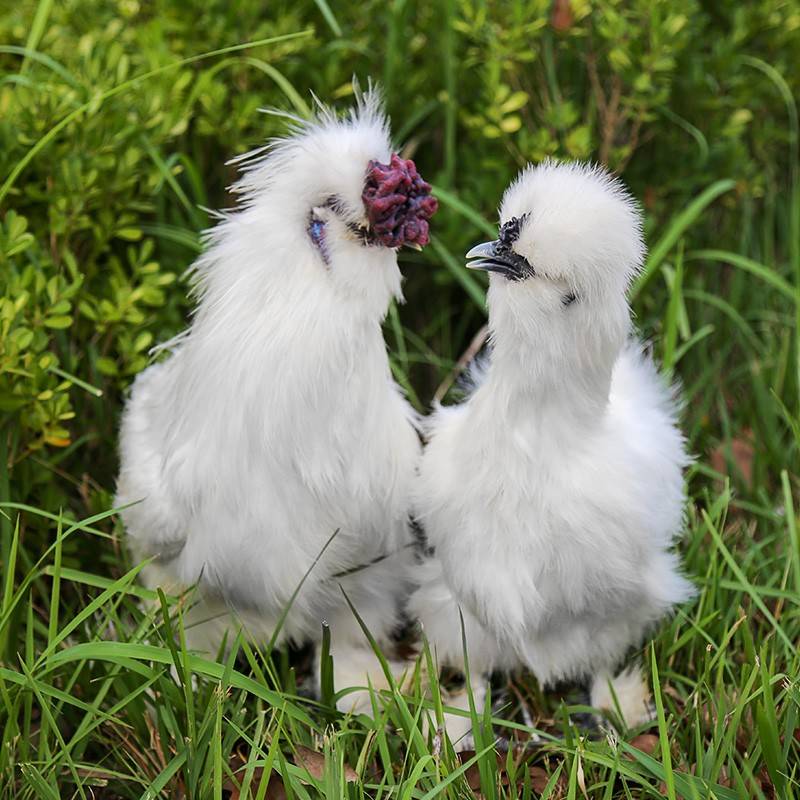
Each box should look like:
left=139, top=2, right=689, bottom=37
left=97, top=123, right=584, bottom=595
left=116, top=90, right=437, bottom=711
left=409, top=161, right=692, bottom=745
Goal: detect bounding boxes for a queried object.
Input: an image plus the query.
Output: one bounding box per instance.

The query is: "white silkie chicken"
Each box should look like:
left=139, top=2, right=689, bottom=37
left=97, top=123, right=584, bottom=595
left=409, top=161, right=692, bottom=744
left=116, top=90, right=437, bottom=711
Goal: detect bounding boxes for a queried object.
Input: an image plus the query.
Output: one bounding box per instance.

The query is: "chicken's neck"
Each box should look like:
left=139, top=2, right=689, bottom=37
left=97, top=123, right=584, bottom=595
left=474, top=325, right=620, bottom=439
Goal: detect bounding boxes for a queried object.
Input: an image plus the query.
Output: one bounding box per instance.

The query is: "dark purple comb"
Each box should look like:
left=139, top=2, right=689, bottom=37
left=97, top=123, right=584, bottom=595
left=362, top=154, right=438, bottom=248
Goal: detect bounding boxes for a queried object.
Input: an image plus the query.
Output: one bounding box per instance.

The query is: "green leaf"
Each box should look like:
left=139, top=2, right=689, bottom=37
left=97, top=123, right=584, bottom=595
left=95, top=357, right=118, bottom=376
left=115, top=228, right=142, bottom=241
left=43, top=315, right=73, bottom=329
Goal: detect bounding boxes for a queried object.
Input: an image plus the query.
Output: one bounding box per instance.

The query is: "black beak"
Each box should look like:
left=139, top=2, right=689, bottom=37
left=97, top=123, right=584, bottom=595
left=465, top=240, right=532, bottom=281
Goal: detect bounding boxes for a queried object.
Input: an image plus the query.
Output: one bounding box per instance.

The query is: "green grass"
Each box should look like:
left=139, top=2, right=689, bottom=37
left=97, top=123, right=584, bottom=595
left=7, top=481, right=799, bottom=798
left=2, top=0, right=800, bottom=797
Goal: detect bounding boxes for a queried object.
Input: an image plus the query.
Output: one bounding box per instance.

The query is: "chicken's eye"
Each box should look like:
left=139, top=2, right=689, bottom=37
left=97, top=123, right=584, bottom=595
left=324, top=195, right=346, bottom=214
left=498, top=214, right=528, bottom=247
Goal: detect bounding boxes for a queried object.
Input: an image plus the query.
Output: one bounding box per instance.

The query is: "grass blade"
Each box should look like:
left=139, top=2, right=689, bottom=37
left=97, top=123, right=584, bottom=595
left=312, top=0, right=342, bottom=36
left=430, top=235, right=487, bottom=312
left=650, top=646, right=676, bottom=800
left=685, top=249, right=796, bottom=302
left=630, top=179, right=736, bottom=301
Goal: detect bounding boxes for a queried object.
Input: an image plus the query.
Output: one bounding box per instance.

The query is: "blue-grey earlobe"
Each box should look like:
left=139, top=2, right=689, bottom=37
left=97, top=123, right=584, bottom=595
left=308, top=209, right=330, bottom=266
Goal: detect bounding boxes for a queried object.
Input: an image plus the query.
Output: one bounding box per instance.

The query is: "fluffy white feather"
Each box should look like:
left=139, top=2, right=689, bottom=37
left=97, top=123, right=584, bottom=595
left=116, top=91, right=421, bottom=709
left=409, top=160, right=693, bottom=743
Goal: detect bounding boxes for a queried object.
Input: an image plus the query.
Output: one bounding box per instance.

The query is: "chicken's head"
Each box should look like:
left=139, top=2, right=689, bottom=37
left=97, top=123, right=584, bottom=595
left=226, top=88, right=437, bottom=314
left=234, top=88, right=436, bottom=265
left=464, top=161, right=645, bottom=381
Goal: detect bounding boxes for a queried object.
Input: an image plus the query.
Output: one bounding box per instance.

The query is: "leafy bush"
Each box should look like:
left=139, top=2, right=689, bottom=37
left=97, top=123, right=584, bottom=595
left=2, top=0, right=798, bottom=519
left=1, top=1, right=799, bottom=795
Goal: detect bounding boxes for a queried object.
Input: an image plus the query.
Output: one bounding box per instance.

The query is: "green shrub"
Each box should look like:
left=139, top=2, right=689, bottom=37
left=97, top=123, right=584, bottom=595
left=1, top=0, right=798, bottom=530
left=1, top=2, right=799, bottom=796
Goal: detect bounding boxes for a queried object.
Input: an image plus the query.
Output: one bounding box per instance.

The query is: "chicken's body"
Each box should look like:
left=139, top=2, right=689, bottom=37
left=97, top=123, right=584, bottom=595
left=117, top=94, right=435, bottom=708
left=409, top=161, right=692, bottom=743
left=412, top=345, right=688, bottom=674
left=120, top=300, right=418, bottom=646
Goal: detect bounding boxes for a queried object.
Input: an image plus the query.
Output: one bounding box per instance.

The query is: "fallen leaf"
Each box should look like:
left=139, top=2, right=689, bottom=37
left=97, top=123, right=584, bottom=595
left=457, top=751, right=507, bottom=792
left=529, top=766, right=549, bottom=793
left=662, top=683, right=686, bottom=712
left=709, top=431, right=754, bottom=487
left=264, top=773, right=288, bottom=800
left=457, top=750, right=566, bottom=797
left=457, top=751, right=498, bottom=791
left=551, top=0, right=573, bottom=31
left=628, top=734, right=659, bottom=756
left=460, top=752, right=481, bottom=792
left=294, top=746, right=325, bottom=780
left=293, top=745, right=357, bottom=783
left=530, top=765, right=567, bottom=798
left=226, top=771, right=287, bottom=800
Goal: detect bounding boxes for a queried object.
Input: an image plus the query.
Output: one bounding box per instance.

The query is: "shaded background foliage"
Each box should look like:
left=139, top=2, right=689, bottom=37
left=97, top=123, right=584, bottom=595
left=0, top=2, right=799, bottom=795
left=2, top=0, right=798, bottom=523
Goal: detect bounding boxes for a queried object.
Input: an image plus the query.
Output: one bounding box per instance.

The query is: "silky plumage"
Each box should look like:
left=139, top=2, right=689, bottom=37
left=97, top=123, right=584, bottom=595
left=116, top=91, right=434, bottom=710
left=409, top=161, right=693, bottom=744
